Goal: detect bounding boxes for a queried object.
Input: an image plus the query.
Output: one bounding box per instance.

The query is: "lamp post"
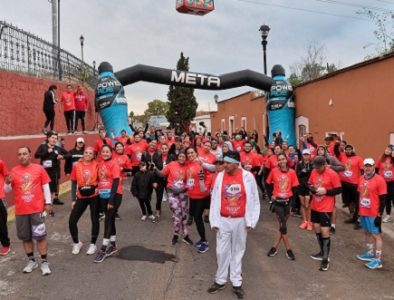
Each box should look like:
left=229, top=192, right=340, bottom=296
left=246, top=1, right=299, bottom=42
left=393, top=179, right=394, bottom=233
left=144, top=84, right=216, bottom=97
left=80, top=34, right=84, bottom=62
left=93, top=60, right=96, bottom=75
left=259, top=24, right=270, bottom=75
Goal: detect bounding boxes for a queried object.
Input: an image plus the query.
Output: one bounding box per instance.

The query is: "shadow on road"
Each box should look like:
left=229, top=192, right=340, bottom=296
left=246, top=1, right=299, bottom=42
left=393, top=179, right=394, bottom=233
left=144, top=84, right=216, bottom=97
left=117, top=245, right=177, bottom=264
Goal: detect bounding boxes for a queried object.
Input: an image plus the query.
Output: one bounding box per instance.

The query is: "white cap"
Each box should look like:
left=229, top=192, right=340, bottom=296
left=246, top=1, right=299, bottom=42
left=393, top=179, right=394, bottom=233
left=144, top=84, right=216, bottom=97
left=363, top=158, right=375, bottom=166
left=302, top=149, right=311, bottom=155
left=76, top=137, right=85, bottom=143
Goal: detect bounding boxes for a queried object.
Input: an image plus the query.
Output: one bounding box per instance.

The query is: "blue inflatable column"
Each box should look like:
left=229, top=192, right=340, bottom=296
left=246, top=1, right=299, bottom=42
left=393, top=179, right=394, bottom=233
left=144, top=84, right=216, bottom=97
left=266, top=65, right=296, bottom=146
left=95, top=62, right=132, bottom=138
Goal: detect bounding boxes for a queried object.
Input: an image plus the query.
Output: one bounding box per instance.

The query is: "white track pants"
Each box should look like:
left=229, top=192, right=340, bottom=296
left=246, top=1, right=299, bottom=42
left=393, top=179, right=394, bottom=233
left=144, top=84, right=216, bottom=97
left=215, top=217, right=247, bottom=287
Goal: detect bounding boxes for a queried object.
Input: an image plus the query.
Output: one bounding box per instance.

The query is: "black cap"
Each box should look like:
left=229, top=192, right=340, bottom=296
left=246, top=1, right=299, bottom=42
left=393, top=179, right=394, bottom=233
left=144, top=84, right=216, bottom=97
left=271, top=64, right=285, bottom=77
left=98, top=61, right=113, bottom=74
left=312, top=156, right=327, bottom=168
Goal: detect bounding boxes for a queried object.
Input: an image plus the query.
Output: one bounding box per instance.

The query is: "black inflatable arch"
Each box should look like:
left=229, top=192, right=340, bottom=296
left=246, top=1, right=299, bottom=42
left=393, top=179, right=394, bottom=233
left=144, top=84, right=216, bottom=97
left=114, top=64, right=273, bottom=91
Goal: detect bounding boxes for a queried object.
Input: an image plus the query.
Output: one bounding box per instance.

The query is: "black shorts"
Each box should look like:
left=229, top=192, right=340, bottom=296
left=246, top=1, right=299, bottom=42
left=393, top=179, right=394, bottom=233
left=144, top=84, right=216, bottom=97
left=203, top=196, right=211, bottom=210
left=341, top=181, right=358, bottom=205
left=16, top=213, right=47, bottom=241
left=297, top=184, right=310, bottom=196
left=311, top=210, right=332, bottom=227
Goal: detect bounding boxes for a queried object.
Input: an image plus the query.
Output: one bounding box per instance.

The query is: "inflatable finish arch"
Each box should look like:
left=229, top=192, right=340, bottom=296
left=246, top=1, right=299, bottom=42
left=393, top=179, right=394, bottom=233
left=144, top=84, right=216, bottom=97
left=95, top=62, right=274, bottom=137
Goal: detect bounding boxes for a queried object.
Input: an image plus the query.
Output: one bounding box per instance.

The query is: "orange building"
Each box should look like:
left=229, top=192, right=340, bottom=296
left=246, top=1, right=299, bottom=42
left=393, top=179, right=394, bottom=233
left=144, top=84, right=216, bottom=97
left=210, top=91, right=267, bottom=145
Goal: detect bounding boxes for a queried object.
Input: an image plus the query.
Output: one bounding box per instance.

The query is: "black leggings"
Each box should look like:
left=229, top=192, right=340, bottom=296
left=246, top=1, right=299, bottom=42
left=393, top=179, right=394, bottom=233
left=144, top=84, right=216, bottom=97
left=274, top=201, right=290, bottom=234
left=75, top=111, right=85, bottom=131
left=138, top=198, right=152, bottom=215
left=155, top=181, right=165, bottom=211
left=64, top=110, right=75, bottom=132
left=69, top=196, right=99, bottom=244
left=385, top=181, right=394, bottom=215
left=43, top=110, right=55, bottom=130
left=341, top=181, right=359, bottom=220
left=0, top=200, right=10, bottom=247
left=102, top=194, right=122, bottom=239
left=189, top=197, right=208, bottom=241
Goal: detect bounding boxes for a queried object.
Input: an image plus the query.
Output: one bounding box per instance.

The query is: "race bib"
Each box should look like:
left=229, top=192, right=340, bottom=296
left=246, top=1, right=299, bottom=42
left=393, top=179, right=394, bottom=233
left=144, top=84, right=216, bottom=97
left=99, top=189, right=111, bottom=199
left=136, top=153, right=142, bottom=160
left=32, top=223, right=47, bottom=239
left=383, top=170, right=393, bottom=178
left=344, top=170, right=353, bottom=177
left=186, top=178, right=195, bottom=188
left=360, top=198, right=371, bottom=208
left=42, top=160, right=53, bottom=168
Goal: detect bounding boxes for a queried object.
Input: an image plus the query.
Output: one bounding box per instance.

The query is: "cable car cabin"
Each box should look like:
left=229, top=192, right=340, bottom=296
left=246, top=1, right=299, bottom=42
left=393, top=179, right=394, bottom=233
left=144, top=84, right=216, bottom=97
left=176, top=0, right=214, bottom=16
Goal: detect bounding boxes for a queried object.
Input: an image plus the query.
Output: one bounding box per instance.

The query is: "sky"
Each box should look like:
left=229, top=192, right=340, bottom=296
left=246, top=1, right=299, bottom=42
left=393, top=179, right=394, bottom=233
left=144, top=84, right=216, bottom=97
left=2, top=0, right=391, bottom=114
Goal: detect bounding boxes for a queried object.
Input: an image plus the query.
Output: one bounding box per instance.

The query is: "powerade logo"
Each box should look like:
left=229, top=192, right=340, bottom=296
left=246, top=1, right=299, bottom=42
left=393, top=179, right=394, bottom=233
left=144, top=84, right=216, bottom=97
left=95, top=75, right=125, bottom=111
left=270, top=80, right=293, bottom=98
left=171, top=71, right=221, bottom=88
left=96, top=77, right=121, bottom=96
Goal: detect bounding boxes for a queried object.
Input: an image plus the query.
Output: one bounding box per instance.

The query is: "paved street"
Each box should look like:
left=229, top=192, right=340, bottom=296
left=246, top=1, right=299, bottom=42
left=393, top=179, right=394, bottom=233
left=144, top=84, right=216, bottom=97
left=1, top=178, right=394, bottom=300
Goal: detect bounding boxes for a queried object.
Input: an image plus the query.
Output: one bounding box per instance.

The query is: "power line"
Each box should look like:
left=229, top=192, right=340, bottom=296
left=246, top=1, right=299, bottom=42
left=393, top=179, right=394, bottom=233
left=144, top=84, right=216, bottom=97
left=315, top=0, right=393, bottom=13
left=237, top=0, right=368, bottom=20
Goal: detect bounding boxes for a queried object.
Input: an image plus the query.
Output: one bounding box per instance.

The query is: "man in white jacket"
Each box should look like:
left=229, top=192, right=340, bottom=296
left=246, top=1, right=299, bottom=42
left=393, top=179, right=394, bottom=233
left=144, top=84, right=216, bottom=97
left=207, top=151, right=260, bottom=299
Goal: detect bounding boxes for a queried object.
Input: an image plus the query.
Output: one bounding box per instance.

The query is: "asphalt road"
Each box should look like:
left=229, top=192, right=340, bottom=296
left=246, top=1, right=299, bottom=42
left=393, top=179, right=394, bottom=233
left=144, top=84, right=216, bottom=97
left=1, top=178, right=394, bottom=300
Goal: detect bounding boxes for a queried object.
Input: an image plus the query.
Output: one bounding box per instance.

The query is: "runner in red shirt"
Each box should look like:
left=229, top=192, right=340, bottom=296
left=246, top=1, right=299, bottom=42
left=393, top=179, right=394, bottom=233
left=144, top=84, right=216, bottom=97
left=4, top=146, right=52, bottom=275
left=94, top=128, right=114, bottom=162
left=94, top=144, right=122, bottom=263
left=240, top=142, right=259, bottom=172
left=112, top=129, right=130, bottom=146
left=232, top=135, right=245, bottom=152
left=308, top=156, right=342, bottom=271
left=125, top=134, right=148, bottom=175
left=74, top=85, right=88, bottom=133
left=356, top=158, right=387, bottom=269
left=339, top=144, right=363, bottom=227
left=375, top=145, right=394, bottom=223
left=113, top=142, right=132, bottom=178
left=0, top=159, right=10, bottom=255
left=69, top=147, right=99, bottom=256
left=61, top=84, right=76, bottom=133
left=266, top=153, right=299, bottom=260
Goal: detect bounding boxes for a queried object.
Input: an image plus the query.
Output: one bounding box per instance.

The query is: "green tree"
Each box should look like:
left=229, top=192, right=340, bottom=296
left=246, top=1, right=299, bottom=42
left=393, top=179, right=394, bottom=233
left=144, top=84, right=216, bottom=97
left=144, top=99, right=169, bottom=117
left=166, top=52, right=198, bottom=133
left=128, top=110, right=135, bottom=119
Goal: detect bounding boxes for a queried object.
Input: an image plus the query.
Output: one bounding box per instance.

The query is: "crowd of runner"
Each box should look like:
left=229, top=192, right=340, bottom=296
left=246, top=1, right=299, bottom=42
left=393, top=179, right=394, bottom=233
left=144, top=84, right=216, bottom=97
left=0, top=123, right=392, bottom=299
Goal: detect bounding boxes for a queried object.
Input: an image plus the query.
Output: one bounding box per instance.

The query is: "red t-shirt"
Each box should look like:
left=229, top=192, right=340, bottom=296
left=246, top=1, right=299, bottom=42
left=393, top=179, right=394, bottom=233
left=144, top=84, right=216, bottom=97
left=162, top=161, right=187, bottom=190
left=98, top=160, right=122, bottom=195
left=240, top=151, right=259, bottom=168
left=94, top=138, right=114, bottom=162
left=266, top=155, right=294, bottom=169
left=125, top=142, right=148, bottom=167
left=232, top=140, right=245, bottom=152
left=358, top=174, right=387, bottom=217
left=339, top=154, right=363, bottom=184
left=61, top=92, right=76, bottom=111
left=198, top=151, right=216, bottom=165
left=327, top=142, right=336, bottom=157
left=376, top=157, right=394, bottom=182
left=220, top=168, right=246, bottom=217
left=0, top=160, right=9, bottom=199
left=74, top=92, right=88, bottom=111
left=186, top=161, right=211, bottom=199
left=307, top=143, right=318, bottom=159
left=114, top=136, right=129, bottom=146
left=70, top=161, right=99, bottom=199
left=10, top=164, right=51, bottom=215
left=112, top=152, right=132, bottom=178
left=308, top=168, right=341, bottom=212
left=266, top=167, right=299, bottom=198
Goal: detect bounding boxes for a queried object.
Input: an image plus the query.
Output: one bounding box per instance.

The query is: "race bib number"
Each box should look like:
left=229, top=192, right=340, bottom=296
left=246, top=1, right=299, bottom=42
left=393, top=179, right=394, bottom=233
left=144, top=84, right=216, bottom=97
left=383, top=170, right=393, bottom=178
left=99, top=189, right=111, bottom=199
left=136, top=153, right=142, bottom=160
left=344, top=170, right=353, bottom=177
left=43, top=160, right=53, bottom=168
left=360, top=198, right=371, bottom=208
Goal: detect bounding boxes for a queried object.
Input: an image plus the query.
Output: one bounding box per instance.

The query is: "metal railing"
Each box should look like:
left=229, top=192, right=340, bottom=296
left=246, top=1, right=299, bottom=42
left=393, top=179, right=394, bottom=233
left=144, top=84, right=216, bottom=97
left=0, top=20, right=96, bottom=87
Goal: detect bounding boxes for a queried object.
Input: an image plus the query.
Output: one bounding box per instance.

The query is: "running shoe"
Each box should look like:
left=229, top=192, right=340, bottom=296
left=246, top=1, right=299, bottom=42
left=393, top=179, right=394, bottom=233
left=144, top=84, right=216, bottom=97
left=330, top=225, right=336, bottom=234
left=197, top=242, right=209, bottom=254
left=40, top=261, right=51, bottom=276
left=207, top=282, right=226, bottom=294
left=23, top=260, right=38, bottom=273
left=182, top=235, right=193, bottom=246
left=310, top=252, right=323, bottom=261
left=141, top=215, right=147, bottom=221
left=93, top=250, right=106, bottom=263
left=105, top=245, right=118, bottom=257
left=86, top=244, right=97, bottom=255
left=233, top=286, right=245, bottom=299
left=148, top=215, right=156, bottom=223
left=365, top=259, right=383, bottom=269
left=299, top=221, right=308, bottom=229
left=307, top=222, right=313, bottom=231
left=172, top=235, right=178, bottom=245
left=382, top=215, right=391, bottom=223
left=53, top=198, right=64, bottom=205
left=155, top=214, right=161, bottom=223
left=0, top=246, right=10, bottom=256
left=72, top=241, right=83, bottom=255
left=196, top=240, right=204, bottom=248
left=286, top=249, right=295, bottom=261
left=267, top=247, right=278, bottom=257
left=319, top=259, right=330, bottom=271
left=356, top=252, right=375, bottom=262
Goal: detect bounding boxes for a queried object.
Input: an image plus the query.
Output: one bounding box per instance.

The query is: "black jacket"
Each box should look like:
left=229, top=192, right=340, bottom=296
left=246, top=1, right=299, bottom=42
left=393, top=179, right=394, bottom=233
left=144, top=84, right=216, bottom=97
left=43, top=90, right=56, bottom=112
left=34, top=143, right=68, bottom=175
left=64, top=148, right=84, bottom=175
left=296, top=161, right=312, bottom=184
left=131, top=170, right=155, bottom=199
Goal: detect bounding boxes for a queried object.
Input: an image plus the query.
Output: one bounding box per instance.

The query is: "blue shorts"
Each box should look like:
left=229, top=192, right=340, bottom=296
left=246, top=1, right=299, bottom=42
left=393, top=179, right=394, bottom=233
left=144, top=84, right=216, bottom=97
left=360, top=216, right=381, bottom=234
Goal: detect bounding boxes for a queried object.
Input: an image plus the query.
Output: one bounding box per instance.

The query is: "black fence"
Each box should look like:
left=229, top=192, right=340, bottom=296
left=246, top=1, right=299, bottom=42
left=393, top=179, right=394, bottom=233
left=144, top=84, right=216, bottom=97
left=0, top=21, right=96, bottom=88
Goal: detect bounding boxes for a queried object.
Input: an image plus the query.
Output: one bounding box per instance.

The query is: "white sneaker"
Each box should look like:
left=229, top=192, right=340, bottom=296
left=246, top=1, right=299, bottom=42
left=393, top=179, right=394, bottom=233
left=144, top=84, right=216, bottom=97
left=382, top=215, right=391, bottom=223
left=148, top=215, right=155, bottom=221
left=72, top=241, right=83, bottom=255
left=23, top=260, right=39, bottom=273
left=86, top=244, right=97, bottom=255
left=141, top=215, right=147, bottom=221
left=162, top=193, right=168, bottom=202
left=40, top=261, right=51, bottom=276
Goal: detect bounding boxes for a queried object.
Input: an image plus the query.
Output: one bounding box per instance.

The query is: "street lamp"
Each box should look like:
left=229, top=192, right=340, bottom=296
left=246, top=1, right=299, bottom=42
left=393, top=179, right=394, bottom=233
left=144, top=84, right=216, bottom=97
left=80, top=34, right=84, bottom=62
left=259, top=24, right=270, bottom=75
left=93, top=60, right=96, bottom=75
